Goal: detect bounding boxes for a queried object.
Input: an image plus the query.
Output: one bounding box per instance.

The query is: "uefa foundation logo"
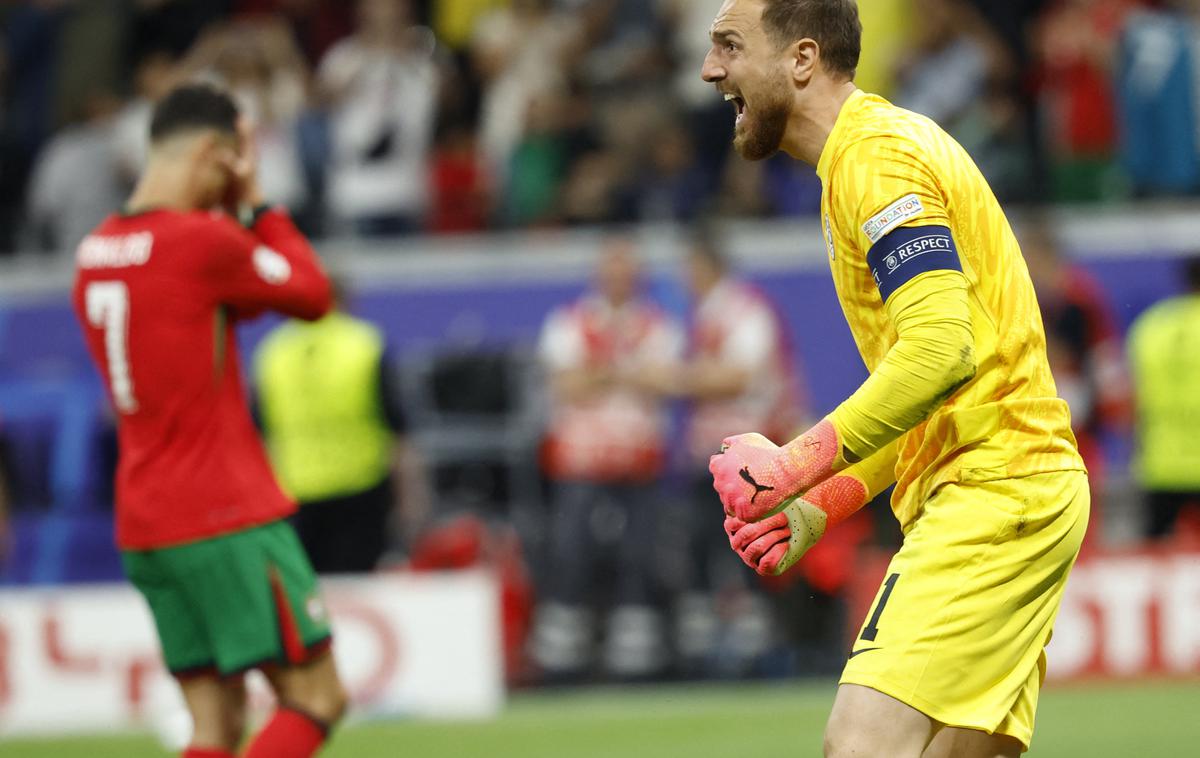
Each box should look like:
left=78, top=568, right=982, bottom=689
left=862, top=194, right=924, bottom=244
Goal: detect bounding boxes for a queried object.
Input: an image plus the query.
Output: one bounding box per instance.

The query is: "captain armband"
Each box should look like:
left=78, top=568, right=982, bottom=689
left=866, top=225, right=962, bottom=302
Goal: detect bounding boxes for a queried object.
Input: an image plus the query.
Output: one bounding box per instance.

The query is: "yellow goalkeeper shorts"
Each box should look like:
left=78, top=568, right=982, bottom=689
left=840, top=469, right=1089, bottom=750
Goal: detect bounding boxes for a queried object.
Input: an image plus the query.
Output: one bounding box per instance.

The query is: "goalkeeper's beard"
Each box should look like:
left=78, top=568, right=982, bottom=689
left=733, top=73, right=791, bottom=161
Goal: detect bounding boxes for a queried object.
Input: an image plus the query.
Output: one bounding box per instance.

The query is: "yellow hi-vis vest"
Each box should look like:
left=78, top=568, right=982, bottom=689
left=254, top=312, right=393, bottom=502
left=1128, top=294, right=1200, bottom=491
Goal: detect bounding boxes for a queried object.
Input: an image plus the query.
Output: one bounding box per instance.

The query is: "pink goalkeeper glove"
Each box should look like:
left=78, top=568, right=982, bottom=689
left=724, top=473, right=868, bottom=576
left=709, top=419, right=841, bottom=522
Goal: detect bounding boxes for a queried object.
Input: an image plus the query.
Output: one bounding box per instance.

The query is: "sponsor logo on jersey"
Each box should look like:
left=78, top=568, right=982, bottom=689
left=824, top=213, right=836, bottom=261
left=77, top=232, right=154, bottom=269
left=253, top=246, right=292, bottom=284
left=862, top=194, right=924, bottom=244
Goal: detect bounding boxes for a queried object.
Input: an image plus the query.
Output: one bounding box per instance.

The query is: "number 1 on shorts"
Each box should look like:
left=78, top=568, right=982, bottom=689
left=861, top=572, right=900, bottom=642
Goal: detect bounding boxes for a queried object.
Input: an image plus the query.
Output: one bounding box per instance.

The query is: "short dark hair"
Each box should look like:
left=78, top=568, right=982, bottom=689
left=149, top=83, right=239, bottom=144
left=761, top=0, right=862, bottom=79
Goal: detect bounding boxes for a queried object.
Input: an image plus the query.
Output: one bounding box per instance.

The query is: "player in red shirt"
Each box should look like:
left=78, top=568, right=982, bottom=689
left=72, top=84, right=345, bottom=758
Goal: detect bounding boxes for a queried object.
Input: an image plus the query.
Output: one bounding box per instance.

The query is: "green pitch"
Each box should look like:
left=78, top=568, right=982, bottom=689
left=2, top=680, right=1198, bottom=757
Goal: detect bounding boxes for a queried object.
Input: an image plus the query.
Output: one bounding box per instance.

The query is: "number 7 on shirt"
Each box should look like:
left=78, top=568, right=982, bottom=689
left=85, top=280, right=139, bottom=414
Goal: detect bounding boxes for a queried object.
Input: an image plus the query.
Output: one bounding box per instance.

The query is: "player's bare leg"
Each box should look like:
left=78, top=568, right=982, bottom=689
left=179, top=674, right=246, bottom=756
left=242, top=651, right=347, bottom=758
left=922, top=725, right=1022, bottom=758
left=824, top=684, right=935, bottom=758
left=263, top=650, right=348, bottom=723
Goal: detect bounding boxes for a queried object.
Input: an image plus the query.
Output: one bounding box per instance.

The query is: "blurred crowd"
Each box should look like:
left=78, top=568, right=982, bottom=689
left=5, top=0, right=1200, bottom=255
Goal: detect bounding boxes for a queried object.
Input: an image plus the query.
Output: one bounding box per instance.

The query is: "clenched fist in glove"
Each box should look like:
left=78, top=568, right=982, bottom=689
left=724, top=473, right=870, bottom=576
left=709, top=419, right=842, bottom=522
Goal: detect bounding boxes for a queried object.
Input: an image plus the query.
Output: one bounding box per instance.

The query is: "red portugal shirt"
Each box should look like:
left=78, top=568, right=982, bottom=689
left=71, top=208, right=332, bottom=549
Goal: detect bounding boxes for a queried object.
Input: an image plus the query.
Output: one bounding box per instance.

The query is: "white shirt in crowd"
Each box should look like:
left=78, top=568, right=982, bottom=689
left=539, top=294, right=684, bottom=482
left=318, top=34, right=438, bottom=222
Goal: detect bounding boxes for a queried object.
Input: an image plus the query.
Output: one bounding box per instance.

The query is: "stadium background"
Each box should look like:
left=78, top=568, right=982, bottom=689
left=2, top=0, right=1200, bottom=755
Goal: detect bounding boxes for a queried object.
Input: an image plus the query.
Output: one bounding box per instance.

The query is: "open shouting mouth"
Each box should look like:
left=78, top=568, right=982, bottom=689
left=725, top=93, right=746, bottom=126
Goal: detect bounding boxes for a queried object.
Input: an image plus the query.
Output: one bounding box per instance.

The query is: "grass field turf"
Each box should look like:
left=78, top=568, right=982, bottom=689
left=2, top=679, right=1198, bottom=757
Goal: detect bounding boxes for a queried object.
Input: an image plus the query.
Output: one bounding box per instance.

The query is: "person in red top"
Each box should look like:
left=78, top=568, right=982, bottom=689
left=531, top=238, right=684, bottom=680
left=71, top=84, right=345, bottom=758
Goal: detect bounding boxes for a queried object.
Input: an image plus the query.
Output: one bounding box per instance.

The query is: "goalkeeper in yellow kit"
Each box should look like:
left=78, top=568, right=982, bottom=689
left=701, top=1, right=1088, bottom=756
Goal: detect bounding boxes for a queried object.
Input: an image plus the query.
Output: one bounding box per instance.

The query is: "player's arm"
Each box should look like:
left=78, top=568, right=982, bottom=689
left=827, top=138, right=976, bottom=460
left=207, top=117, right=332, bottom=321
left=711, top=137, right=974, bottom=522
left=204, top=115, right=331, bottom=319
left=725, top=440, right=899, bottom=575
left=829, top=269, right=975, bottom=461
left=206, top=212, right=332, bottom=321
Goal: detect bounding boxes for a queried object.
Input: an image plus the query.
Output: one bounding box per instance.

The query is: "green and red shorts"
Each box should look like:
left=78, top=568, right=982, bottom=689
left=121, top=519, right=333, bottom=677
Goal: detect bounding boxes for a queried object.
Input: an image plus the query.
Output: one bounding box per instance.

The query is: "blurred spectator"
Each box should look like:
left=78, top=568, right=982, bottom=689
left=506, top=96, right=565, bottom=227
left=571, top=0, right=671, bottom=93
left=25, top=92, right=125, bottom=254
left=191, top=20, right=312, bottom=210
left=0, top=3, right=60, bottom=254
left=111, top=50, right=180, bottom=184
left=233, top=0, right=355, bottom=65
left=666, top=231, right=808, bottom=674
left=471, top=0, right=583, bottom=188
left=1127, top=257, right=1200, bottom=543
left=628, top=118, right=708, bottom=222
left=0, top=36, right=12, bottom=252
left=1024, top=221, right=1131, bottom=547
left=953, top=76, right=1036, bottom=203
left=9, top=0, right=1200, bottom=251
left=531, top=237, right=683, bottom=680
left=892, top=0, right=1011, bottom=145
left=317, top=0, right=438, bottom=235
left=50, top=0, right=126, bottom=130
left=428, top=121, right=492, bottom=233
left=660, top=0, right=728, bottom=199
left=128, top=0, right=231, bottom=61
left=1033, top=0, right=1142, bottom=202
left=254, top=283, right=428, bottom=572
left=1115, top=2, right=1200, bottom=195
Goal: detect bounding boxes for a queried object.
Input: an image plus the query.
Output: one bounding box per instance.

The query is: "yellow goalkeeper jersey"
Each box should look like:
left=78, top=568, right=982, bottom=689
left=816, top=90, right=1085, bottom=529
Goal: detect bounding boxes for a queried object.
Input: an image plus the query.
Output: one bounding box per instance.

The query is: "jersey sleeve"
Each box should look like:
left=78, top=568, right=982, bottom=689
left=204, top=209, right=332, bottom=321
left=830, top=271, right=976, bottom=460
left=825, top=137, right=976, bottom=462
left=831, top=137, right=962, bottom=303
